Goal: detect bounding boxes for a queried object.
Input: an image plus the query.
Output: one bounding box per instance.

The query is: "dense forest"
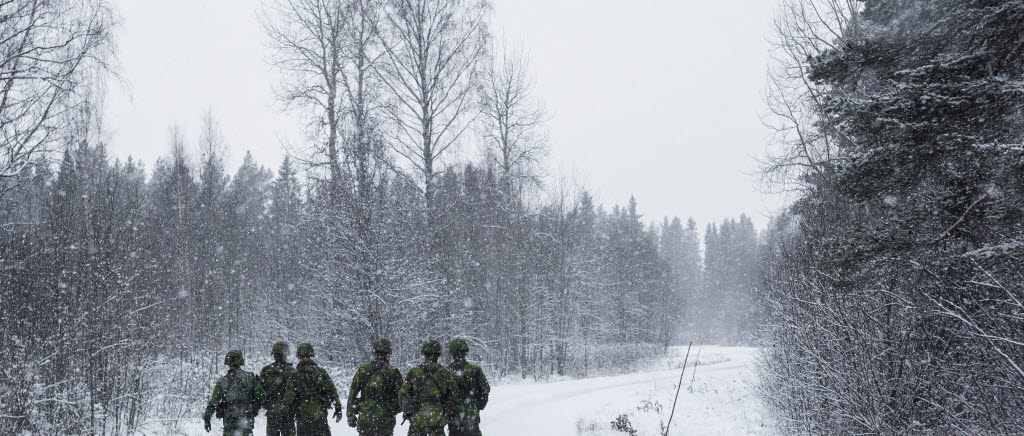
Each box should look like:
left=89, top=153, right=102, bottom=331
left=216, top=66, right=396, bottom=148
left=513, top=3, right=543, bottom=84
left=0, top=0, right=761, bottom=434
left=759, top=0, right=1024, bottom=433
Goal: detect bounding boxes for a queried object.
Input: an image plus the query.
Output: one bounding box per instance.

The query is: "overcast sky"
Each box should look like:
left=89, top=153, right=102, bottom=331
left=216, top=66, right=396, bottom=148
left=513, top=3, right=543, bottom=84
left=105, top=0, right=786, bottom=230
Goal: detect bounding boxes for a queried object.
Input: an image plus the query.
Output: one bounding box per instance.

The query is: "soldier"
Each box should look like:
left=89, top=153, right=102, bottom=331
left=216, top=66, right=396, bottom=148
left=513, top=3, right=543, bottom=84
left=261, top=342, right=297, bottom=436
left=399, top=340, right=455, bottom=436
left=284, top=343, right=344, bottom=436
left=446, top=339, right=490, bottom=436
left=347, top=338, right=404, bottom=435
left=203, top=350, right=266, bottom=436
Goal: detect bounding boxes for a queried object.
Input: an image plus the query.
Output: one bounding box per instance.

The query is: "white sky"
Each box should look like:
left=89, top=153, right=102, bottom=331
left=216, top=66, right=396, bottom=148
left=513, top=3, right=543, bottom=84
left=105, top=0, right=787, bottom=230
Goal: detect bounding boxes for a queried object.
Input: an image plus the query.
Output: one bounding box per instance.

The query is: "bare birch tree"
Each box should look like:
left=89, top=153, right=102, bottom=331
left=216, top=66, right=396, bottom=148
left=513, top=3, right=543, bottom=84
left=375, top=0, right=490, bottom=210
left=480, top=41, right=547, bottom=200
left=0, top=0, right=115, bottom=199
left=338, top=0, right=386, bottom=200
left=261, top=0, right=348, bottom=196
left=198, top=109, right=227, bottom=161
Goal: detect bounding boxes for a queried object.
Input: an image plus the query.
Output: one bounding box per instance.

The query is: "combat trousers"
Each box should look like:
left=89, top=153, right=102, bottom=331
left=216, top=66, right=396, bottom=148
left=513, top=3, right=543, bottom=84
left=448, top=424, right=482, bottom=436
left=295, top=417, right=332, bottom=436
left=358, top=426, right=395, bottom=436
left=221, top=416, right=255, bottom=436
left=408, top=426, right=446, bottom=436
left=266, top=411, right=296, bottom=436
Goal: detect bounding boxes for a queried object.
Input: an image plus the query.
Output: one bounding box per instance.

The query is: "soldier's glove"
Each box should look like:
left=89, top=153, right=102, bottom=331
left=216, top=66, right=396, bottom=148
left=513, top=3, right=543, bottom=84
left=333, top=409, right=343, bottom=423
left=348, top=415, right=357, bottom=428
left=203, top=417, right=211, bottom=432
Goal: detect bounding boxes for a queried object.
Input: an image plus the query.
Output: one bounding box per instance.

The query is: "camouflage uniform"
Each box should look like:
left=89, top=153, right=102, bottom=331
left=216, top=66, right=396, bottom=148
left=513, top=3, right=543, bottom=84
left=446, top=339, right=490, bottom=436
left=261, top=342, right=296, bottom=436
left=348, top=339, right=404, bottom=436
left=203, top=351, right=266, bottom=436
left=400, top=340, right=454, bottom=436
left=284, top=343, right=343, bottom=436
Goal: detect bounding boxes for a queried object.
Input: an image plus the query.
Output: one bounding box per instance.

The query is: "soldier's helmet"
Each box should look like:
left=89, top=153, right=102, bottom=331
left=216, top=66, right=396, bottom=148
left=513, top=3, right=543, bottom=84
left=449, top=338, right=470, bottom=354
left=272, top=342, right=289, bottom=358
left=296, top=343, right=315, bottom=358
left=224, top=350, right=245, bottom=366
left=373, top=338, right=393, bottom=355
left=421, top=339, right=442, bottom=356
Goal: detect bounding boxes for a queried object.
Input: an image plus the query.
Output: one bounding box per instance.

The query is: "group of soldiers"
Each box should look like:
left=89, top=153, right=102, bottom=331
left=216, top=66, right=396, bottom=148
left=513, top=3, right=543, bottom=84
left=203, top=338, right=490, bottom=436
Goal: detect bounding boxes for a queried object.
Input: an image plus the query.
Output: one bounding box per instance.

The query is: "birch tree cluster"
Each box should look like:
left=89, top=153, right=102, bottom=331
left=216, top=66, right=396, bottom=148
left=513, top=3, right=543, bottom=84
left=759, top=0, right=1024, bottom=433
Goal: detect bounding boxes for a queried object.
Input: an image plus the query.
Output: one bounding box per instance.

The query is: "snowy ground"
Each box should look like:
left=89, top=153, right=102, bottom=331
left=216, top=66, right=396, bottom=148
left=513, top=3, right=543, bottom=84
left=177, top=347, right=769, bottom=435
left=557, top=346, right=770, bottom=436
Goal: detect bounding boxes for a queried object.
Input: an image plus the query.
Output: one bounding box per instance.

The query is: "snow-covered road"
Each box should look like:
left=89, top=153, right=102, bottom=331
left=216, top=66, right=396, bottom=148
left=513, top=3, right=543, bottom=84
left=187, top=347, right=769, bottom=435
left=483, top=347, right=765, bottom=435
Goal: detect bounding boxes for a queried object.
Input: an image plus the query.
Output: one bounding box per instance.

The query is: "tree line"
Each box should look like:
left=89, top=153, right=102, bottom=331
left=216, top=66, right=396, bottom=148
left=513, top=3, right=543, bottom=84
left=0, top=0, right=763, bottom=434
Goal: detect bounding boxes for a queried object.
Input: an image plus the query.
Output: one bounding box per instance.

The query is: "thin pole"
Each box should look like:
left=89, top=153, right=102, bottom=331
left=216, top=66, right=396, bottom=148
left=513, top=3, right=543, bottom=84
left=664, top=341, right=693, bottom=436
left=689, top=339, right=704, bottom=388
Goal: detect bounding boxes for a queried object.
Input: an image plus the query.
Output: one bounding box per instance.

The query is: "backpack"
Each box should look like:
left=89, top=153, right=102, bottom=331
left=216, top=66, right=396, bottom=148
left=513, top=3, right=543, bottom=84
left=448, top=362, right=481, bottom=426
left=354, top=363, right=401, bottom=426
left=361, top=363, right=396, bottom=402
left=216, top=370, right=255, bottom=419
left=450, top=362, right=473, bottom=403
left=410, top=366, right=447, bottom=428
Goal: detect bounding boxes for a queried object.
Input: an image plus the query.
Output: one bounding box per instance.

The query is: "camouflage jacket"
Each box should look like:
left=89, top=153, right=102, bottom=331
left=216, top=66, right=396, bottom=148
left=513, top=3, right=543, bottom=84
left=284, top=360, right=342, bottom=424
left=448, top=358, right=490, bottom=426
left=203, top=368, right=265, bottom=421
left=399, top=362, right=454, bottom=428
left=347, top=359, right=403, bottom=428
left=260, top=360, right=295, bottom=416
